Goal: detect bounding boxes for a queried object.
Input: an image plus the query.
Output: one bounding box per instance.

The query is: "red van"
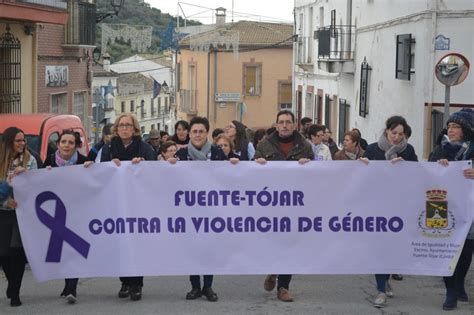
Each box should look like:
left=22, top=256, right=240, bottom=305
left=0, top=114, right=90, bottom=162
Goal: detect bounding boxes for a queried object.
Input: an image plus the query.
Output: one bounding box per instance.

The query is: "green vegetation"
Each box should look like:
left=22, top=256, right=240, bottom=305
left=96, top=0, right=200, bottom=62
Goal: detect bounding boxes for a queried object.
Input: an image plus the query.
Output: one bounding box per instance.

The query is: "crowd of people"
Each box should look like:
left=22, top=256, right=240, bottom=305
left=0, top=108, right=473, bottom=310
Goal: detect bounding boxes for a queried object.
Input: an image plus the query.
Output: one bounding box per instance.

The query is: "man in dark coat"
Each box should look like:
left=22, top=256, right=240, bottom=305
left=255, top=110, right=313, bottom=302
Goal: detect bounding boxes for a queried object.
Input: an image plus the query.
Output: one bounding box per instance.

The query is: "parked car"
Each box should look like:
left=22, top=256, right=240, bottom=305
left=0, top=114, right=90, bottom=162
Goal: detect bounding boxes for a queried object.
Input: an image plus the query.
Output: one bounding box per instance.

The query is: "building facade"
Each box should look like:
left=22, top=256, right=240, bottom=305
left=294, top=0, right=474, bottom=158
left=177, top=18, right=293, bottom=131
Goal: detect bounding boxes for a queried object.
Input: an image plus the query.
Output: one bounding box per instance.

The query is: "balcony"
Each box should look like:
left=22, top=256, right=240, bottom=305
left=64, top=1, right=96, bottom=46
left=180, top=89, right=197, bottom=115
left=315, top=25, right=355, bottom=73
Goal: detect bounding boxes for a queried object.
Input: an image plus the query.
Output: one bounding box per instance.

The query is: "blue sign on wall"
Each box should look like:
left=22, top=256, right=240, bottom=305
left=435, top=35, right=450, bottom=51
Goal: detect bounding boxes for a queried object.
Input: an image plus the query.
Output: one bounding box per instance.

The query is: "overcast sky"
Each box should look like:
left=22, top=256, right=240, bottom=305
left=147, top=0, right=294, bottom=24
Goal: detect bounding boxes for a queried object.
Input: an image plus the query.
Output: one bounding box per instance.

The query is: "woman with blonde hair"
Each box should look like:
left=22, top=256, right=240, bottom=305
left=100, top=113, right=155, bottom=301
left=0, top=127, right=37, bottom=307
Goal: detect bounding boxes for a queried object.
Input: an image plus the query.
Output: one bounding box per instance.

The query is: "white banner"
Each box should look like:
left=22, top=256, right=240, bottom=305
left=12, top=161, right=473, bottom=282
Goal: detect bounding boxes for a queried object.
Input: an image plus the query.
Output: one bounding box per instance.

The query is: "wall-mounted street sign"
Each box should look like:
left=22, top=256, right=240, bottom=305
left=45, top=65, right=69, bottom=87
left=435, top=34, right=450, bottom=51
left=215, top=92, right=241, bottom=102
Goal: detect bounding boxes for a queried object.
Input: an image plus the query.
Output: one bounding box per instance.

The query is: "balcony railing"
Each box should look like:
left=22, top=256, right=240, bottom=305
left=65, top=1, right=96, bottom=45
left=17, top=0, right=67, bottom=10
left=315, top=25, right=355, bottom=61
left=180, top=89, right=197, bottom=115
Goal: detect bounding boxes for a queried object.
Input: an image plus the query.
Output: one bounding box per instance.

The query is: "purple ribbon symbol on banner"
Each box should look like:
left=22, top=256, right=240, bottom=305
left=35, top=191, right=90, bottom=262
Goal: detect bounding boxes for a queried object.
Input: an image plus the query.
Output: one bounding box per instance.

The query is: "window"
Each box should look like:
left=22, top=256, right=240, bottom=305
left=130, top=100, right=134, bottom=112
left=243, top=64, right=262, bottom=96
left=140, top=100, right=145, bottom=118
left=151, top=124, right=155, bottom=130
left=396, top=34, right=415, bottom=80
left=279, top=82, right=292, bottom=110
left=157, top=123, right=161, bottom=131
left=0, top=25, right=21, bottom=113
left=51, top=93, right=68, bottom=114
left=188, top=64, right=196, bottom=91
left=431, top=110, right=444, bottom=151
left=121, top=101, right=125, bottom=113
left=65, top=1, right=95, bottom=45
left=319, top=7, right=324, bottom=27
left=73, top=92, right=86, bottom=123
left=165, top=97, right=169, bottom=112
left=338, top=99, right=350, bottom=144
left=158, top=97, right=161, bottom=115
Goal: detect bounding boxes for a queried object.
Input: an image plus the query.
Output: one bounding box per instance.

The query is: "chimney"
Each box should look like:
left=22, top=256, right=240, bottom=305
left=102, top=53, right=111, bottom=72
left=216, top=7, right=226, bottom=27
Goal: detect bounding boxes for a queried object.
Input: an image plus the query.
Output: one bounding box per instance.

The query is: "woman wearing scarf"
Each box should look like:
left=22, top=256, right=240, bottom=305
left=361, top=116, right=418, bottom=308
left=224, top=120, right=255, bottom=160
left=176, top=116, right=227, bottom=302
left=100, top=113, right=155, bottom=301
left=0, top=127, right=37, bottom=307
left=334, top=130, right=365, bottom=160
left=428, top=108, right=474, bottom=311
left=170, top=120, right=190, bottom=150
left=43, top=130, right=93, bottom=304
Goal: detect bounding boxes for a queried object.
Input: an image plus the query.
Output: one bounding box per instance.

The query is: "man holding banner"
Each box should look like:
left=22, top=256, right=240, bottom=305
left=255, top=110, right=314, bottom=302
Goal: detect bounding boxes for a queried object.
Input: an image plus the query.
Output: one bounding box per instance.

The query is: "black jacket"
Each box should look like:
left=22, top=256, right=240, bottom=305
left=429, top=143, right=474, bottom=162
left=364, top=143, right=418, bottom=161
left=255, top=131, right=314, bottom=161
left=100, top=137, right=156, bottom=162
left=43, top=152, right=88, bottom=168
left=176, top=144, right=227, bottom=161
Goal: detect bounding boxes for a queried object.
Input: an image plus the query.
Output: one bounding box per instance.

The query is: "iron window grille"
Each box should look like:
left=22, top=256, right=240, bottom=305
left=324, top=94, right=331, bottom=129
left=0, top=25, right=21, bottom=113
left=315, top=25, right=355, bottom=61
left=338, top=98, right=350, bottom=144
left=359, top=57, right=372, bottom=117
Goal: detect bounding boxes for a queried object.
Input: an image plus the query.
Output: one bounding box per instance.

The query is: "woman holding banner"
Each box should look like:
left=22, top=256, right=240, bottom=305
left=43, top=130, right=93, bottom=304
left=0, top=127, right=38, bottom=307
left=360, top=115, right=418, bottom=308
left=101, top=113, right=155, bottom=301
left=428, top=108, right=474, bottom=311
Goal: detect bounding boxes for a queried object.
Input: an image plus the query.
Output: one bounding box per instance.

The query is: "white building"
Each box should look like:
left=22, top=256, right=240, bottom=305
left=294, top=0, right=474, bottom=158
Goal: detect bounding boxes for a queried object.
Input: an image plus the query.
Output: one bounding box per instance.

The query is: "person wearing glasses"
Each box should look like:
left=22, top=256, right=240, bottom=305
left=175, top=116, right=228, bottom=302
left=255, top=110, right=313, bottom=302
left=307, top=124, right=332, bottom=161
left=0, top=127, right=38, bottom=307
left=224, top=120, right=255, bottom=160
left=100, top=113, right=155, bottom=302
left=43, top=130, right=93, bottom=304
left=157, top=141, right=178, bottom=162
left=428, top=108, right=474, bottom=311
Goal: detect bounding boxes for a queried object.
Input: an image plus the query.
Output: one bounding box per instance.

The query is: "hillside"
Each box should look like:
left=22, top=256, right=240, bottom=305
left=96, top=0, right=200, bottom=62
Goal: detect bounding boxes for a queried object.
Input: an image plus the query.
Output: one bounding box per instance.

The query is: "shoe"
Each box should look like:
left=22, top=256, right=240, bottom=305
left=186, top=288, right=202, bottom=300
left=118, top=284, right=130, bottom=298
left=443, top=288, right=457, bottom=310
left=277, top=288, right=293, bottom=302
left=66, top=292, right=77, bottom=304
left=10, top=297, right=22, bottom=307
left=385, top=281, right=394, bottom=298
left=202, top=287, right=218, bottom=302
left=374, top=292, right=387, bottom=308
left=391, top=274, right=403, bottom=281
left=129, top=286, right=142, bottom=301
left=264, top=274, right=277, bottom=291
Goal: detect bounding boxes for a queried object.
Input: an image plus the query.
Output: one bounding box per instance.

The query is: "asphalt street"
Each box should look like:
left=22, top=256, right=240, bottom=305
left=1, top=265, right=473, bottom=314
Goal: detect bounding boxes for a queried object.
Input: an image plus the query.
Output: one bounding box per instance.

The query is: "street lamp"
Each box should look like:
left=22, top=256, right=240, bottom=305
left=96, top=0, right=125, bottom=23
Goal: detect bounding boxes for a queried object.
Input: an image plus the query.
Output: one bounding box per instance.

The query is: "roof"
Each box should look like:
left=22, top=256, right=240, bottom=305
left=92, top=65, right=118, bottom=77
left=180, top=21, right=293, bottom=49
left=117, top=73, right=154, bottom=92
